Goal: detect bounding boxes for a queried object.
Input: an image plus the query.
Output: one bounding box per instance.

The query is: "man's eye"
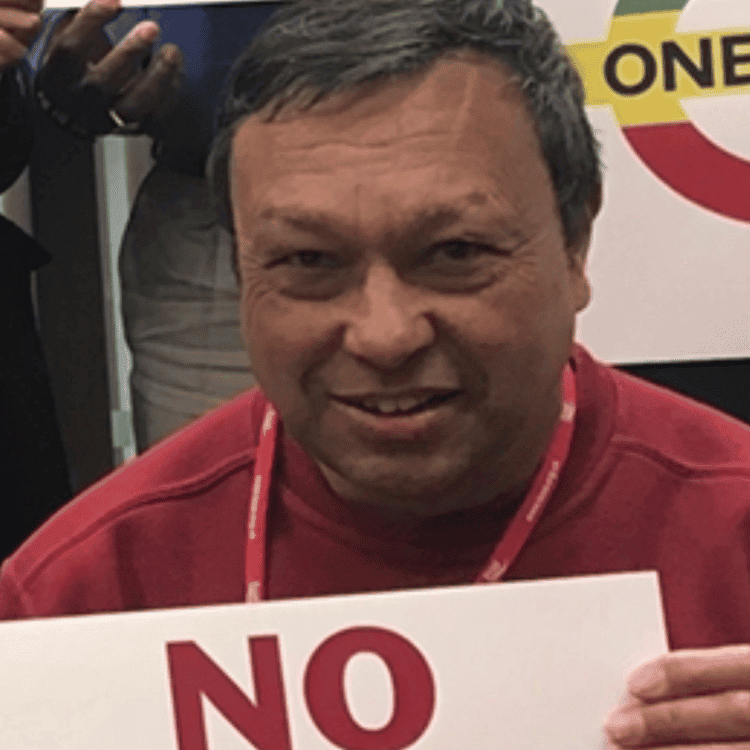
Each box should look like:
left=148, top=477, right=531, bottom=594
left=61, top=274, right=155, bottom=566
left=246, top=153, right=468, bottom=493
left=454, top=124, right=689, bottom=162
left=437, top=241, right=481, bottom=261
left=431, top=240, right=497, bottom=265
left=282, top=250, right=340, bottom=269
left=410, top=239, right=508, bottom=292
left=267, top=250, right=348, bottom=299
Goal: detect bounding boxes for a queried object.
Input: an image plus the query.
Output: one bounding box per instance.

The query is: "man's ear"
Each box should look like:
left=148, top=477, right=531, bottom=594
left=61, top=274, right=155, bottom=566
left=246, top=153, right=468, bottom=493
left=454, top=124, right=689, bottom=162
left=567, top=182, right=602, bottom=313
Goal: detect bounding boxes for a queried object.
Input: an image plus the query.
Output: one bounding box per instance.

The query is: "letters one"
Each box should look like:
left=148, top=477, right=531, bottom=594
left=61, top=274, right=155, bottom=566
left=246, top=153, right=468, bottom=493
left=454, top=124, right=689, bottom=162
left=167, top=626, right=436, bottom=750
left=604, top=34, right=750, bottom=96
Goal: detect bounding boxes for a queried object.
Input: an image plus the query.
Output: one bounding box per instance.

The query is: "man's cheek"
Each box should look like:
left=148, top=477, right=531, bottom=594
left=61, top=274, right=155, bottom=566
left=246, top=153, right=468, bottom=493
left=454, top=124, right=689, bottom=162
left=241, top=282, right=293, bottom=359
left=248, top=330, right=296, bottom=388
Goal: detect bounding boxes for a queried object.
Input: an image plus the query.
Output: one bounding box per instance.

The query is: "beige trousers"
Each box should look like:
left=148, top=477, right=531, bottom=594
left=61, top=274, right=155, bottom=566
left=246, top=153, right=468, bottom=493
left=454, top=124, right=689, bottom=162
left=120, top=165, right=255, bottom=451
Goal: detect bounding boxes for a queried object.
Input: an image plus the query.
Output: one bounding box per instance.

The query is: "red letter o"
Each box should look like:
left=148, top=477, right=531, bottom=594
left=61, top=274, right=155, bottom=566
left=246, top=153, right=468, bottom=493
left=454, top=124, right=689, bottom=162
left=304, top=626, right=435, bottom=750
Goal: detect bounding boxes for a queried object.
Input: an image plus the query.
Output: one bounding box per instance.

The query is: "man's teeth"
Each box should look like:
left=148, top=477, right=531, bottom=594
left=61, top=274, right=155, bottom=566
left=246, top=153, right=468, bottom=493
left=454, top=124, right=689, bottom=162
left=359, top=395, right=431, bottom=414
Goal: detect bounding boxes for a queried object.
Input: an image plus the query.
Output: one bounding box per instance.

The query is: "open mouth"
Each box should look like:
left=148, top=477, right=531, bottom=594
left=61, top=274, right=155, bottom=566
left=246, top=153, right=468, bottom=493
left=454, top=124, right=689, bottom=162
left=333, top=391, right=460, bottom=417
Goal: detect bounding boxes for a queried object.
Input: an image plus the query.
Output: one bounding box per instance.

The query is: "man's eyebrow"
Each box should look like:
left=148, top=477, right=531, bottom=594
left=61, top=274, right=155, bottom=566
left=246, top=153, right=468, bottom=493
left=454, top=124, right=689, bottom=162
left=257, top=192, right=517, bottom=240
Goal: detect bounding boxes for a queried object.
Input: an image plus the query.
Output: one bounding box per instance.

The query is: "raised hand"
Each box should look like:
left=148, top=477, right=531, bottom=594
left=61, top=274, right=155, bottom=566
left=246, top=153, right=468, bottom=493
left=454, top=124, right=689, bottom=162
left=35, top=0, right=182, bottom=137
left=0, top=0, right=42, bottom=71
left=605, top=645, right=750, bottom=749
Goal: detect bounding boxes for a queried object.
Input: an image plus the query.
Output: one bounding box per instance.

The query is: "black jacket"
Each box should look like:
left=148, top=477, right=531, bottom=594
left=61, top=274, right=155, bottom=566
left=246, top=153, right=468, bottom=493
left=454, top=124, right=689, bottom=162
left=0, top=66, right=49, bottom=276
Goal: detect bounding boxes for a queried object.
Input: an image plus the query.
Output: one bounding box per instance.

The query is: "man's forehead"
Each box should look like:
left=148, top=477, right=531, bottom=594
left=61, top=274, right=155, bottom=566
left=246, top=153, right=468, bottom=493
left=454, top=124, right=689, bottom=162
left=233, top=52, right=527, bottom=157
left=228, top=51, right=556, bottom=239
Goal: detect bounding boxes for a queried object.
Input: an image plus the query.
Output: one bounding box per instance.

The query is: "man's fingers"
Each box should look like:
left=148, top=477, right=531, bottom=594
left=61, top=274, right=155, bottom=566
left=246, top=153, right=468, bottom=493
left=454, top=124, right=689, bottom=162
left=83, top=20, right=159, bottom=95
left=605, top=691, right=750, bottom=747
left=0, top=7, right=40, bottom=47
left=603, top=646, right=750, bottom=749
left=57, top=0, right=121, bottom=46
left=114, top=42, right=182, bottom=122
left=0, top=26, right=27, bottom=68
left=46, top=0, right=121, bottom=73
left=0, top=0, right=43, bottom=15
left=627, top=646, right=750, bottom=701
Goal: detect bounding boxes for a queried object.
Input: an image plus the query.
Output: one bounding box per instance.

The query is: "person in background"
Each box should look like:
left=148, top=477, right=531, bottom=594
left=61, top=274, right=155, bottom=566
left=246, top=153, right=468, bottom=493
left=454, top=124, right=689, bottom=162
left=32, top=0, right=279, bottom=451
left=0, top=0, right=71, bottom=560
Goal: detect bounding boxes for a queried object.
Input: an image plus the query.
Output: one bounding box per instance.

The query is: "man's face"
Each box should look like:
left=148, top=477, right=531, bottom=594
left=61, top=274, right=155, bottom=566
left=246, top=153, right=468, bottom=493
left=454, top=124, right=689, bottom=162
left=230, top=53, right=592, bottom=516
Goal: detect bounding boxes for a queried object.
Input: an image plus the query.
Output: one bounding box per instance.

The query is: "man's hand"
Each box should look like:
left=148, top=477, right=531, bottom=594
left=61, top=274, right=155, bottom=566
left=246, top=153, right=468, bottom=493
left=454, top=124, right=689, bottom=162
left=35, top=0, right=182, bottom=136
left=0, top=0, right=42, bottom=71
left=605, top=645, right=750, bottom=748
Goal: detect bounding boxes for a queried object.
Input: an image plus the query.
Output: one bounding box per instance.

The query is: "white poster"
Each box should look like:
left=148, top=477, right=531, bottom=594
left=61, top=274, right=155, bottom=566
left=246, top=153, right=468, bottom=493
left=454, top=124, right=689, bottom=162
left=0, top=573, right=666, bottom=750
left=544, top=0, right=750, bottom=362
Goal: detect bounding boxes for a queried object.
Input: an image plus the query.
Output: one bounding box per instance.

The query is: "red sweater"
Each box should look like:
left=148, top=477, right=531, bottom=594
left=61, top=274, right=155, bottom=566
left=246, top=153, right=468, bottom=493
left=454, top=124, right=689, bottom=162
left=2, top=346, right=750, bottom=650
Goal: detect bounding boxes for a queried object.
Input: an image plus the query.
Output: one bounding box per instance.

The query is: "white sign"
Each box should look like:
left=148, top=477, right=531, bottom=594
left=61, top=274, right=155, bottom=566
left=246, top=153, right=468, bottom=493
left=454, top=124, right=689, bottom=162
left=542, top=0, right=750, bottom=362
left=0, top=573, right=666, bottom=750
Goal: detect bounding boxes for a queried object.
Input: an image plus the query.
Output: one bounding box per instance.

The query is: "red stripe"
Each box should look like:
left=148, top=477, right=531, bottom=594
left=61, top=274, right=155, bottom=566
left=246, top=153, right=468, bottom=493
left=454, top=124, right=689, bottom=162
left=623, top=121, right=750, bottom=223
left=476, top=364, right=576, bottom=584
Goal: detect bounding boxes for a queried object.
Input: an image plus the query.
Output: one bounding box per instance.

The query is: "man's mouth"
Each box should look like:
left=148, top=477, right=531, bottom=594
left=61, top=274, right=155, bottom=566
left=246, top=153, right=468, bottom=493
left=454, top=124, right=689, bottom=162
left=332, top=391, right=460, bottom=416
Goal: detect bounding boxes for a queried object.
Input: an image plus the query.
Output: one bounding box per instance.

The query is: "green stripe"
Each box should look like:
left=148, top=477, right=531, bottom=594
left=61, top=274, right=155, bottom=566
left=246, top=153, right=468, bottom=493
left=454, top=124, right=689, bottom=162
left=613, top=0, right=689, bottom=16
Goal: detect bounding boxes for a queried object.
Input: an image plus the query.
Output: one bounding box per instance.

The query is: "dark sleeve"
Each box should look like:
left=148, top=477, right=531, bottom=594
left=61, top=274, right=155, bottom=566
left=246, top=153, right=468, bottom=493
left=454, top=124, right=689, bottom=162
left=0, top=65, right=33, bottom=193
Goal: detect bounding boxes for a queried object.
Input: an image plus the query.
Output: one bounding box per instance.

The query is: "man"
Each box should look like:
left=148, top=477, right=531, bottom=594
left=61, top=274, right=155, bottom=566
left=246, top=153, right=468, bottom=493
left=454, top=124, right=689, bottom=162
left=3, top=1, right=750, bottom=747
left=31, top=0, right=278, bottom=450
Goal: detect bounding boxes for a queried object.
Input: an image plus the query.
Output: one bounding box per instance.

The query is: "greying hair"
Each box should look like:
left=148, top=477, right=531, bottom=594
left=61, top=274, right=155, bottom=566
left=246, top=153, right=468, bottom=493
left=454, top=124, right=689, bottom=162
left=208, top=0, right=601, bottom=246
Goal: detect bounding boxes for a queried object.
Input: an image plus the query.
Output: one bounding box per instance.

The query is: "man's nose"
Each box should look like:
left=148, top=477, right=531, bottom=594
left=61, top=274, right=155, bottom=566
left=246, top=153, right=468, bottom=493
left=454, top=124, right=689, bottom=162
left=342, top=264, right=436, bottom=370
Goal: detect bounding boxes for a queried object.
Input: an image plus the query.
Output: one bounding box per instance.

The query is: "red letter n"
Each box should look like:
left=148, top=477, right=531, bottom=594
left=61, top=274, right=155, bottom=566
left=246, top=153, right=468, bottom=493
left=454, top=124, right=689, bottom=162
left=167, top=637, right=292, bottom=750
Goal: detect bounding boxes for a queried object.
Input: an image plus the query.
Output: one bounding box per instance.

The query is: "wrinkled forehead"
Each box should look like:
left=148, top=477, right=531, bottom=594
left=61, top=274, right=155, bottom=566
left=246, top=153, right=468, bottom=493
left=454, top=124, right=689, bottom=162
left=230, top=52, right=539, bottom=179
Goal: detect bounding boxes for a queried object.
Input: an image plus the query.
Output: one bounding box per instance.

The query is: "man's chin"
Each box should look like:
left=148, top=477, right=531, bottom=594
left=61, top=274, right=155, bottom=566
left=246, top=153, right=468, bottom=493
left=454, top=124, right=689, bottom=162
left=317, top=455, right=483, bottom=517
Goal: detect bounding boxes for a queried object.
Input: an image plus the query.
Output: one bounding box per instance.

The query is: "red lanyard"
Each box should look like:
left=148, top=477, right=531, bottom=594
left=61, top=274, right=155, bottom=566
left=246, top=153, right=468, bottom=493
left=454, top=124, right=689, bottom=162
left=245, top=364, right=576, bottom=602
